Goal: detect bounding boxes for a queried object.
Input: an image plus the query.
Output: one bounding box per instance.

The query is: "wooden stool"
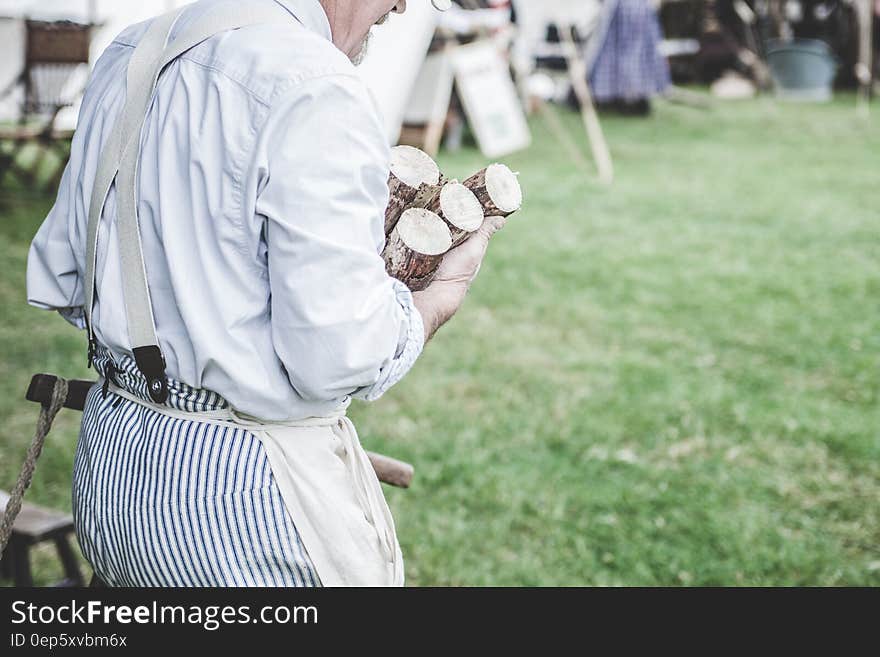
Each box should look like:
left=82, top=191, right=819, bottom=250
left=0, top=489, right=84, bottom=587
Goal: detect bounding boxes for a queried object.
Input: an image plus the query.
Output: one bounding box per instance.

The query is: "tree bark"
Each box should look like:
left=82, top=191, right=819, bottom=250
left=462, top=163, right=523, bottom=217
left=385, top=146, right=441, bottom=235
left=383, top=208, right=452, bottom=291
left=385, top=174, right=421, bottom=235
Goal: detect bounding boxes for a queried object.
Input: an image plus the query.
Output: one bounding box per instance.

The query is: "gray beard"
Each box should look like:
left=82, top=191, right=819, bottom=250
left=352, top=13, right=389, bottom=66
left=352, top=30, right=371, bottom=66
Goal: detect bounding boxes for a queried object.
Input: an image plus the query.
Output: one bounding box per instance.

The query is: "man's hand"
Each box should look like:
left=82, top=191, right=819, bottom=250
left=412, top=215, right=507, bottom=342
left=434, top=216, right=507, bottom=290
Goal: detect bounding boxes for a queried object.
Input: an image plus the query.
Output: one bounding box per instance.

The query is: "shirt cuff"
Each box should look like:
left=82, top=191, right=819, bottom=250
left=58, top=306, right=87, bottom=330
left=352, top=279, right=425, bottom=402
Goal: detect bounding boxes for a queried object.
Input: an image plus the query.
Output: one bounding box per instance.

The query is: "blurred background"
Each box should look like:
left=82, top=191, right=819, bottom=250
left=0, top=0, right=877, bottom=586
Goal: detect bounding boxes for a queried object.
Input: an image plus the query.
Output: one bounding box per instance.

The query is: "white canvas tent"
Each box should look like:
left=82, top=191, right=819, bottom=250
left=356, top=2, right=439, bottom=143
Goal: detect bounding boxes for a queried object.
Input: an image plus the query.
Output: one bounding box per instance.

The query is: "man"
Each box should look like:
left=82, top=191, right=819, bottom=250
left=26, top=0, right=504, bottom=587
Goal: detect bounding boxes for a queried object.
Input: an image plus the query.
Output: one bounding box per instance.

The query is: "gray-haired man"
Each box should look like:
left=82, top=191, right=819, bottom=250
left=27, top=0, right=503, bottom=587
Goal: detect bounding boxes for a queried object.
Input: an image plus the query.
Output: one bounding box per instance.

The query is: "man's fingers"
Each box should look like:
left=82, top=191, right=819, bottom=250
left=446, top=215, right=507, bottom=256
left=477, top=215, right=508, bottom=239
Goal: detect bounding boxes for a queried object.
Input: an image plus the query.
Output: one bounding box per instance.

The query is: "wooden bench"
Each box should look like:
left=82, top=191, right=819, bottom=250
left=0, top=489, right=84, bottom=587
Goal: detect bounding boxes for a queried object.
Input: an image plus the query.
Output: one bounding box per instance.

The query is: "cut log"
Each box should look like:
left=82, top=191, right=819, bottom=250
left=390, top=145, right=441, bottom=188
left=427, top=182, right=484, bottom=246
left=386, top=146, right=442, bottom=234
left=463, top=163, right=523, bottom=217
left=383, top=208, right=452, bottom=291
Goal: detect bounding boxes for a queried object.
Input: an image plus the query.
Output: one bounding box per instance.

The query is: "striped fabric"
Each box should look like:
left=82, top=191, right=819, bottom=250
left=91, top=345, right=229, bottom=414
left=72, top=346, right=321, bottom=587
left=589, top=0, right=671, bottom=103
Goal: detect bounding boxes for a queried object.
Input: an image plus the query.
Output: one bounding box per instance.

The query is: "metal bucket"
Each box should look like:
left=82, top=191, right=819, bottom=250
left=766, top=38, right=838, bottom=102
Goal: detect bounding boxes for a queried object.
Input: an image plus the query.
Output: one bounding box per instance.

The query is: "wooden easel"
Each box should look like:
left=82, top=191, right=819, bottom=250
left=558, top=21, right=614, bottom=185
left=511, top=0, right=615, bottom=185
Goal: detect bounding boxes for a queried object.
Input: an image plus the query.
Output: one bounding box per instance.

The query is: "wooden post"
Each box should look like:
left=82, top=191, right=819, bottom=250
left=559, top=24, right=614, bottom=186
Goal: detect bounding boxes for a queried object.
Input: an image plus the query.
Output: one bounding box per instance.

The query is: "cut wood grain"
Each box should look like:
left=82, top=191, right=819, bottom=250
left=383, top=208, right=452, bottom=291
left=463, top=163, right=523, bottom=217
left=427, top=182, right=484, bottom=246
left=386, top=146, right=441, bottom=234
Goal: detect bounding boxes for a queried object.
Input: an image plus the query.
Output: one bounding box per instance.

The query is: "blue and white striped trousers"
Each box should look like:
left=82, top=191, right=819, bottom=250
left=72, top=348, right=321, bottom=587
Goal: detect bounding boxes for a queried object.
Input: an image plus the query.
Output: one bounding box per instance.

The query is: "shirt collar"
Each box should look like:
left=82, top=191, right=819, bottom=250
left=273, top=0, right=333, bottom=42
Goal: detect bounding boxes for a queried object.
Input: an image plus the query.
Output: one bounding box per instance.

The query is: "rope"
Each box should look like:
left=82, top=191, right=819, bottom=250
left=0, top=377, right=68, bottom=555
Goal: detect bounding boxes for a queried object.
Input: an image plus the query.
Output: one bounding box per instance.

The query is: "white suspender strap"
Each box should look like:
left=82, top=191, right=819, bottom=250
left=83, top=1, right=292, bottom=402
left=84, top=6, right=184, bottom=365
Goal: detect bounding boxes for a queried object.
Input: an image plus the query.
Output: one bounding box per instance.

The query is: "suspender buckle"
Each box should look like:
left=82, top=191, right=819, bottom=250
left=133, top=345, right=168, bottom=404
left=101, top=361, right=116, bottom=400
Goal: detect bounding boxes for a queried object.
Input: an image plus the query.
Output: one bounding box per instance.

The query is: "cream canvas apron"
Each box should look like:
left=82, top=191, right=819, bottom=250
left=84, top=0, right=404, bottom=587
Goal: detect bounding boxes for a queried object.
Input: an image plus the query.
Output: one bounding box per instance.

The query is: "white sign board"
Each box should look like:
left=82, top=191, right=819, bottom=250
left=451, top=41, right=531, bottom=159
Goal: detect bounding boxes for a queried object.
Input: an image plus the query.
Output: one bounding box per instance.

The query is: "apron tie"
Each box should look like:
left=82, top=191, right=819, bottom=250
left=334, top=416, right=403, bottom=585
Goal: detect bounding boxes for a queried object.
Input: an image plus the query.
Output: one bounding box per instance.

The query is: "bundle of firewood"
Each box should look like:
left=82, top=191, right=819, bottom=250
left=383, top=146, right=523, bottom=291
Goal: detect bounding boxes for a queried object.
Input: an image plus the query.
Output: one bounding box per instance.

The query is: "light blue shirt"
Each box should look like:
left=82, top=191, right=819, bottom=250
left=26, top=0, right=425, bottom=421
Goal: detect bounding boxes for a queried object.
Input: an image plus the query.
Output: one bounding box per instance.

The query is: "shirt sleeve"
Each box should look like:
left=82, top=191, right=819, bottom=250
left=26, top=163, right=87, bottom=330
left=255, top=73, right=425, bottom=403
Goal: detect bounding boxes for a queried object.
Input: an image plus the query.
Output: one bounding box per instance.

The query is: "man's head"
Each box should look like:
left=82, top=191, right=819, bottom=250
left=318, top=1, right=408, bottom=64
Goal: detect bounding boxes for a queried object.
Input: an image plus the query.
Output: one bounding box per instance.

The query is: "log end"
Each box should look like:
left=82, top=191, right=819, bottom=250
left=440, top=182, right=484, bottom=233
left=396, top=208, right=452, bottom=256
left=390, top=145, right=441, bottom=188
left=485, top=163, right=523, bottom=215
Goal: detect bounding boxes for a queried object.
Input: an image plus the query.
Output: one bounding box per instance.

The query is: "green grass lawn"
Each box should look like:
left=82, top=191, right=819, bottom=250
left=1, top=95, right=878, bottom=586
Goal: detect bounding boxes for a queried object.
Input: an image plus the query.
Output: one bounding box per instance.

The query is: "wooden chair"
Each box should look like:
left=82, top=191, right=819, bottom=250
left=0, top=19, right=93, bottom=192
left=0, top=489, right=84, bottom=587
